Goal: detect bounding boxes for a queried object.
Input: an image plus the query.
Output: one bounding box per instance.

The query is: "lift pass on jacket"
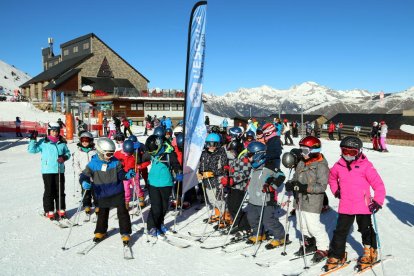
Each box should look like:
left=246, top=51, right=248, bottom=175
left=101, top=164, right=107, bottom=172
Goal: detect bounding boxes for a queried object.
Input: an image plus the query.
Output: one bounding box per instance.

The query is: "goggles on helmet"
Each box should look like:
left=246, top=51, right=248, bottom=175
left=341, top=147, right=359, bottom=157
left=80, top=137, right=91, bottom=143
left=300, top=146, right=311, bottom=156
left=246, top=151, right=255, bottom=158
left=206, top=141, right=219, bottom=148
left=104, top=151, right=114, bottom=157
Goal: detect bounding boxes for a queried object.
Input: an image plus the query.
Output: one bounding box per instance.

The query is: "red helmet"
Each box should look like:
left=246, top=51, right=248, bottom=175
left=380, top=121, right=385, bottom=125
left=262, top=123, right=275, bottom=136
left=283, top=119, right=288, bottom=123
left=299, top=136, right=321, bottom=149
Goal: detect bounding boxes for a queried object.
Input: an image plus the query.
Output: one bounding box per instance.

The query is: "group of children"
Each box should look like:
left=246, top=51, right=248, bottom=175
left=28, top=119, right=386, bottom=272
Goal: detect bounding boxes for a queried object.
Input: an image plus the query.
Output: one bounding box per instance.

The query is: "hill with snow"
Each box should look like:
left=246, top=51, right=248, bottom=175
left=204, top=82, right=414, bottom=119
left=0, top=60, right=31, bottom=95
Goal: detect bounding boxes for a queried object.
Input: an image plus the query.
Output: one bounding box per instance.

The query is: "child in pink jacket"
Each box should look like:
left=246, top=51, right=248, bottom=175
left=324, top=136, right=386, bottom=273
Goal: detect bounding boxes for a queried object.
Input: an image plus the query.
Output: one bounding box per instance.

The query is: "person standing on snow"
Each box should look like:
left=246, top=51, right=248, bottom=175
left=15, top=116, right=23, bottom=137
left=285, top=136, right=330, bottom=263
left=379, top=121, right=388, bottom=152
left=323, top=136, right=386, bottom=272
left=28, top=122, right=71, bottom=220
left=262, top=123, right=283, bottom=170
left=282, top=119, right=294, bottom=145
left=328, top=121, right=336, bottom=140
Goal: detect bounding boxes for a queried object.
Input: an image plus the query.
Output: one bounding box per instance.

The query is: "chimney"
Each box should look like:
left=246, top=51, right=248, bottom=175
left=48, top=37, right=54, bottom=57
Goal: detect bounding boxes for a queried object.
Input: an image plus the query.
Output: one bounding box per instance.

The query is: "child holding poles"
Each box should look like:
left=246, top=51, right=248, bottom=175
left=79, top=137, right=134, bottom=245
left=245, top=141, right=286, bottom=250
left=323, top=136, right=386, bottom=272
left=285, top=136, right=330, bottom=263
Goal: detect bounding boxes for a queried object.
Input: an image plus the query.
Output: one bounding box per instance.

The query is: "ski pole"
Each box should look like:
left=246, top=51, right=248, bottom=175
left=72, top=153, right=76, bottom=197
left=199, top=179, right=219, bottom=243
left=372, top=210, right=386, bottom=275
left=132, top=177, right=149, bottom=243
left=221, top=190, right=248, bottom=248
left=131, top=149, right=139, bottom=219
left=61, top=191, right=86, bottom=250
left=172, top=180, right=181, bottom=233
left=281, top=192, right=292, bottom=256
left=252, top=193, right=266, bottom=257
left=295, top=193, right=309, bottom=269
left=200, top=185, right=223, bottom=243
left=58, top=165, right=62, bottom=214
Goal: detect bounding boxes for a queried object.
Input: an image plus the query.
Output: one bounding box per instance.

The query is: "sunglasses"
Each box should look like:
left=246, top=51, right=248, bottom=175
left=105, top=152, right=114, bottom=157
left=341, top=147, right=359, bottom=157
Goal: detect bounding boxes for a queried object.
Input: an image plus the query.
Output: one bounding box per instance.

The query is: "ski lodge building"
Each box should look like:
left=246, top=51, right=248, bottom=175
left=20, top=33, right=184, bottom=123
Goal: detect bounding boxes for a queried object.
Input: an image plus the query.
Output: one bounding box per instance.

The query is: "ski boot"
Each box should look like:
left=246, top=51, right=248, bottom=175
left=84, top=206, right=91, bottom=215
left=93, top=233, right=106, bottom=243
left=323, top=252, right=347, bottom=272
left=121, top=235, right=130, bottom=246
left=203, top=208, right=221, bottom=223
left=265, top=238, right=285, bottom=250
left=94, top=207, right=100, bottom=214
left=160, top=224, right=169, bottom=235
left=231, top=229, right=251, bottom=242
left=356, top=246, right=377, bottom=271
left=45, top=211, right=55, bottom=220
left=246, top=234, right=267, bottom=244
left=311, top=250, right=328, bottom=263
left=57, top=210, right=66, bottom=219
left=294, top=236, right=317, bottom=256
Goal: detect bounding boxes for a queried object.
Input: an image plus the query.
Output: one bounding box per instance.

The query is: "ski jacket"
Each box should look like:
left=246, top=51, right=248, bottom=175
left=74, top=146, right=96, bottom=176
left=282, top=123, right=291, bottom=134
left=80, top=155, right=126, bottom=208
left=228, top=151, right=251, bottom=191
left=247, top=165, right=285, bottom=206
left=222, top=119, right=228, bottom=128
left=329, top=154, right=386, bottom=215
left=265, top=136, right=282, bottom=170
left=171, top=138, right=183, bottom=166
left=380, top=124, right=388, bottom=137
left=114, top=151, right=136, bottom=172
left=122, top=119, right=130, bottom=128
left=291, top=155, right=329, bottom=214
left=148, top=144, right=181, bottom=188
left=164, top=118, right=172, bottom=129
left=198, top=146, right=228, bottom=179
left=370, top=126, right=380, bottom=138
left=328, top=123, right=335, bottom=133
left=28, top=136, right=71, bottom=174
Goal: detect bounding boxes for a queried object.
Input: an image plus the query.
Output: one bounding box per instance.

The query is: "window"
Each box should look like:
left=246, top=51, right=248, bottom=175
left=119, top=105, right=126, bottom=109
left=49, top=62, right=53, bottom=67
left=63, top=49, right=69, bottom=56
left=171, top=103, right=184, bottom=111
left=131, top=103, right=143, bottom=110
left=145, top=103, right=169, bottom=111
left=73, top=46, right=78, bottom=53
left=83, top=42, right=89, bottom=50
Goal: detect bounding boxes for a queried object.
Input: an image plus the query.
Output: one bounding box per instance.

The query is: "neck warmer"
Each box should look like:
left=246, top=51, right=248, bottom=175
left=48, top=135, right=59, bottom=143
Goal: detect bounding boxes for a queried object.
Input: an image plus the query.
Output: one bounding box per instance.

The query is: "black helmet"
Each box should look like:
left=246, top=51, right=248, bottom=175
left=282, top=152, right=297, bottom=169
left=145, top=134, right=164, bottom=155
left=115, top=133, right=125, bottom=142
left=227, top=140, right=244, bottom=156
left=340, top=136, right=362, bottom=150
left=123, top=140, right=135, bottom=154
left=153, top=127, right=166, bottom=138
left=176, top=133, right=184, bottom=151
left=210, top=125, right=220, bottom=134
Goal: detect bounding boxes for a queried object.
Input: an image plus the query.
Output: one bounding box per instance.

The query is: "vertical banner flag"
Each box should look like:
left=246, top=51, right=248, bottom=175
left=60, top=92, right=65, bottom=113
left=182, top=1, right=208, bottom=194
left=52, top=90, right=57, bottom=112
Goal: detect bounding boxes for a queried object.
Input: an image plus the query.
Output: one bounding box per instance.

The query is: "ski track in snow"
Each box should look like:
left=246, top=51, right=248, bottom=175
left=0, top=108, right=414, bottom=275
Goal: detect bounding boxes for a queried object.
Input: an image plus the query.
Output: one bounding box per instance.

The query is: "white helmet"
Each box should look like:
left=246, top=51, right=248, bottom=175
left=80, top=131, right=94, bottom=140
left=96, top=138, right=115, bottom=160
left=173, top=126, right=183, bottom=136
left=373, top=121, right=378, bottom=127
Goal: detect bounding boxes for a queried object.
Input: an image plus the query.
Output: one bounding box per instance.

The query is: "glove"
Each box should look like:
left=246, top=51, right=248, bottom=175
left=125, top=169, right=136, bottom=180
left=175, top=173, right=183, bottom=182
left=262, top=183, right=275, bottom=193
left=82, top=181, right=91, bottom=190
left=293, top=181, right=308, bottom=194
left=29, top=130, right=38, bottom=140
left=285, top=181, right=294, bottom=192
left=368, top=200, right=382, bottom=213
left=57, top=155, right=67, bottom=163
left=223, top=165, right=235, bottom=173
left=334, top=190, right=341, bottom=199
left=220, top=176, right=234, bottom=187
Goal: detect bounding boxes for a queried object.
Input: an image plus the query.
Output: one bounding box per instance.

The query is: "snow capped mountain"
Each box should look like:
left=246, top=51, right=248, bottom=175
left=204, top=82, right=414, bottom=119
left=0, top=60, right=31, bottom=94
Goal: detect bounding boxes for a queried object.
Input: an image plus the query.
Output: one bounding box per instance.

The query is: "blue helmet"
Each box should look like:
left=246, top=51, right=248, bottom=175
left=123, top=140, right=135, bottom=154
left=128, top=135, right=138, bottom=143
left=246, top=130, right=255, bottom=139
left=229, top=127, right=243, bottom=139
left=247, top=141, right=267, bottom=168
left=153, top=126, right=165, bottom=137
left=205, top=133, right=221, bottom=148
left=176, top=133, right=184, bottom=150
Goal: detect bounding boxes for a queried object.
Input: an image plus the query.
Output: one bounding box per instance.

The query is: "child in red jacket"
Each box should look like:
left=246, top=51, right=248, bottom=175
left=114, top=140, right=136, bottom=209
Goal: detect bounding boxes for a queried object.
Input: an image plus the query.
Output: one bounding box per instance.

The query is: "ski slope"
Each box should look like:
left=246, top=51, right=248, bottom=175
left=0, top=104, right=413, bottom=275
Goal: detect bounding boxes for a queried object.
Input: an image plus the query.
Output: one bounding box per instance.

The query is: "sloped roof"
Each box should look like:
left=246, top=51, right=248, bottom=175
left=328, top=113, right=414, bottom=130
left=82, top=77, right=134, bottom=92
left=20, top=54, right=92, bottom=88
left=43, top=68, right=81, bottom=90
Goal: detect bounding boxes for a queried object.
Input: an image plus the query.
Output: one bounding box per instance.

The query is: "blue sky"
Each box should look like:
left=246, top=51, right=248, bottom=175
left=1, top=0, right=413, bottom=95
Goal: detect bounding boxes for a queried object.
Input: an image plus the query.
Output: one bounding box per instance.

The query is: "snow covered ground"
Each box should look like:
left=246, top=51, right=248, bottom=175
left=0, top=105, right=413, bottom=275
left=0, top=102, right=62, bottom=123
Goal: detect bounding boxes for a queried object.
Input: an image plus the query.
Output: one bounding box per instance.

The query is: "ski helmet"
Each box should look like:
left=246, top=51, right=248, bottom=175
left=229, top=127, right=242, bottom=139
left=256, top=128, right=263, bottom=139
left=153, top=126, right=165, bottom=138
left=115, top=133, right=125, bottom=142
left=173, top=125, right=183, bottom=137
left=282, top=152, right=296, bottom=169
left=262, top=123, right=275, bottom=137
left=176, top=133, right=184, bottom=151
left=227, top=139, right=244, bottom=157
left=210, top=125, right=220, bottom=134
left=96, top=137, right=116, bottom=160
left=299, top=136, right=321, bottom=157
left=246, top=141, right=267, bottom=169
left=372, top=121, right=378, bottom=127
left=340, top=136, right=363, bottom=161
left=205, top=133, right=221, bottom=148
left=165, top=128, right=173, bottom=136
left=80, top=131, right=94, bottom=143
left=145, top=134, right=164, bottom=156
left=246, top=130, right=255, bottom=140
left=48, top=122, right=61, bottom=133
left=122, top=140, right=135, bottom=154
left=128, top=135, right=137, bottom=143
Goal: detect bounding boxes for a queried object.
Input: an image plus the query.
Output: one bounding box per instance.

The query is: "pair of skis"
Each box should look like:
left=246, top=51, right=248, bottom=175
left=77, top=238, right=134, bottom=260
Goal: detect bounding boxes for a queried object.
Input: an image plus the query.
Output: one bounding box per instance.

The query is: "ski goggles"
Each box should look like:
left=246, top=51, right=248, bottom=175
left=246, top=151, right=255, bottom=158
left=300, top=146, right=321, bottom=155
left=341, top=147, right=359, bottom=157
left=80, top=137, right=91, bottom=143
left=104, top=151, right=115, bottom=157
left=206, top=141, right=219, bottom=148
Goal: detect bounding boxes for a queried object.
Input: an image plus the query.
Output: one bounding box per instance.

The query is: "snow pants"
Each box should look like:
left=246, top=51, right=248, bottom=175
left=203, top=178, right=225, bottom=214
left=380, top=137, right=387, bottom=151
left=95, top=206, right=131, bottom=236
left=247, top=204, right=285, bottom=240
left=81, top=187, right=98, bottom=208
left=284, top=131, right=294, bottom=145
left=146, top=185, right=172, bottom=231
left=329, top=214, right=377, bottom=259
left=123, top=175, right=144, bottom=203
left=42, top=173, right=66, bottom=213
left=227, top=188, right=250, bottom=231
left=300, top=211, right=330, bottom=251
